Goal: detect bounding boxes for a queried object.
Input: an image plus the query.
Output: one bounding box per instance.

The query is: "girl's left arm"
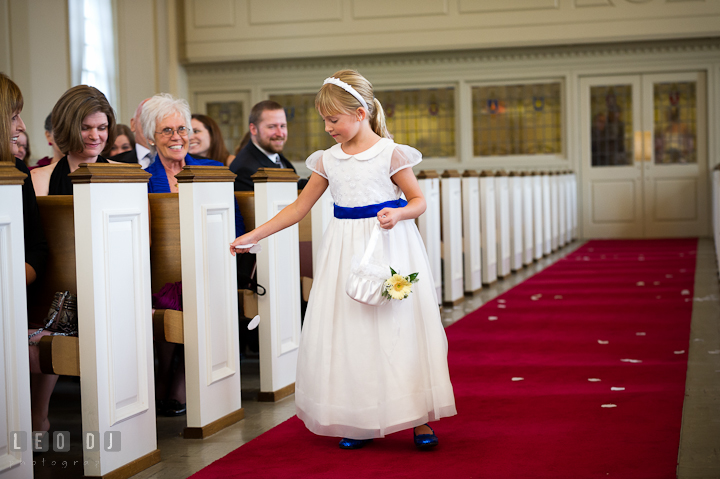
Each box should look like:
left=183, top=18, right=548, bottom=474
left=377, top=168, right=426, bottom=229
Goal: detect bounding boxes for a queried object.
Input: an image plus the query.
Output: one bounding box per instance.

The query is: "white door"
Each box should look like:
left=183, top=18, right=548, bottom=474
left=641, top=72, right=708, bottom=237
left=580, top=72, right=708, bottom=238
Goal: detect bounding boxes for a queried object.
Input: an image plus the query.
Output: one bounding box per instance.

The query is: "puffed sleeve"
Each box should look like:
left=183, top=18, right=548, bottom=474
left=305, top=150, right=327, bottom=179
left=389, top=144, right=422, bottom=176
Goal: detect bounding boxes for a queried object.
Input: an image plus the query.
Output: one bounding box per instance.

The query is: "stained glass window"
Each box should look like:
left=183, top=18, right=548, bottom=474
left=270, top=87, right=456, bottom=161
left=206, top=101, right=246, bottom=154
left=653, top=82, right=697, bottom=164
left=589, top=85, right=633, bottom=167
left=374, top=87, right=456, bottom=158
left=472, top=82, right=562, bottom=157
left=268, top=93, right=334, bottom=162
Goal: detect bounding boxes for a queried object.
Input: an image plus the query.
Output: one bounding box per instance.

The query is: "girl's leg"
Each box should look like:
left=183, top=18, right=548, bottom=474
left=31, top=373, right=59, bottom=432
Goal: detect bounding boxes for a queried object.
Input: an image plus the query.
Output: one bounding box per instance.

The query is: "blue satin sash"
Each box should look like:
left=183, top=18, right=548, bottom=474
left=334, top=199, right=408, bottom=219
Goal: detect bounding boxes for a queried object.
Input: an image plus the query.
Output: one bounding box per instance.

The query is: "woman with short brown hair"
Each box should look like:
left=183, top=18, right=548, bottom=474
left=31, top=85, right=116, bottom=196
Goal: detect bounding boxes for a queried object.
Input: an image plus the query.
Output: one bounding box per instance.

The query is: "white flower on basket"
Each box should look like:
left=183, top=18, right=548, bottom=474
left=383, top=268, right=419, bottom=300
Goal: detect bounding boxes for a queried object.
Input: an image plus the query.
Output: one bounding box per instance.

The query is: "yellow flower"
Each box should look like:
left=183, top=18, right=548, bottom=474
left=385, top=274, right=412, bottom=300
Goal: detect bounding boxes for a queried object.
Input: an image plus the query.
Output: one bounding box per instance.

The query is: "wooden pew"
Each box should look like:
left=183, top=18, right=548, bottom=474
left=30, top=196, right=81, bottom=376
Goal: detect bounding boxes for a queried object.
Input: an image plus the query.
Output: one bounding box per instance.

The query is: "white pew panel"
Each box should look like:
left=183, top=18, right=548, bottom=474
left=495, top=172, right=511, bottom=278
left=550, top=172, right=559, bottom=251
left=508, top=172, right=524, bottom=271
left=417, top=171, right=442, bottom=304
left=541, top=172, right=552, bottom=255
left=532, top=173, right=544, bottom=260
left=479, top=171, right=497, bottom=285
left=0, top=164, right=33, bottom=479
left=441, top=170, right=464, bottom=305
left=70, top=164, right=160, bottom=477
left=253, top=169, right=303, bottom=401
left=521, top=172, right=534, bottom=265
left=177, top=166, right=244, bottom=436
left=461, top=171, right=482, bottom=294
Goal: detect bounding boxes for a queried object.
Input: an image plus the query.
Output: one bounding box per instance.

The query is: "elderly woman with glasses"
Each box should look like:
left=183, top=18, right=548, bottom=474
left=141, top=93, right=245, bottom=416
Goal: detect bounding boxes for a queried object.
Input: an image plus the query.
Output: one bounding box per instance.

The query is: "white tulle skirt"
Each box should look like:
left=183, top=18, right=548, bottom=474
left=295, top=217, right=457, bottom=439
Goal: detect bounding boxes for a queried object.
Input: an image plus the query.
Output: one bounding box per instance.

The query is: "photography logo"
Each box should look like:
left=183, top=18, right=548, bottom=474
left=10, top=431, right=121, bottom=453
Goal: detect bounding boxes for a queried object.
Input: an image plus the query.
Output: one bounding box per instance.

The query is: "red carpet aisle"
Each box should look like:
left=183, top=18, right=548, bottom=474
left=191, top=239, right=697, bottom=479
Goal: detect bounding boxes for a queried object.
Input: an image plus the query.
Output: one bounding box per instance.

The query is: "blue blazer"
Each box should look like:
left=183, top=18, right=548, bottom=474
left=147, top=154, right=245, bottom=236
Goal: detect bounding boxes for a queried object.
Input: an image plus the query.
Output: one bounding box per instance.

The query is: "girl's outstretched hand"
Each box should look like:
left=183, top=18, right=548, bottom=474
left=377, top=207, right=402, bottom=229
left=230, top=231, right=261, bottom=256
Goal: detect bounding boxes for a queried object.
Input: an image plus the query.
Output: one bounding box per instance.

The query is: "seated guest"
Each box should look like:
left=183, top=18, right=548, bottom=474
left=141, top=93, right=245, bottom=416
left=31, top=85, right=115, bottom=196
left=229, top=100, right=296, bottom=191
left=30, top=114, right=63, bottom=170
left=1, top=72, right=50, bottom=432
left=110, top=99, right=154, bottom=168
left=15, top=130, right=31, bottom=166
left=190, top=114, right=234, bottom=165
left=103, top=123, right=135, bottom=158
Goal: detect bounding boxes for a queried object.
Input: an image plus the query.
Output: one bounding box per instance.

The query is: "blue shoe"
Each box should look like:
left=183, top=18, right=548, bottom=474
left=339, top=438, right=372, bottom=449
left=413, top=424, right=438, bottom=449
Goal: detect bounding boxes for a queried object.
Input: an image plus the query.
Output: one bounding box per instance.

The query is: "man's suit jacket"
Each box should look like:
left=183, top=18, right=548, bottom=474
left=109, top=149, right=139, bottom=164
left=229, top=141, right=296, bottom=192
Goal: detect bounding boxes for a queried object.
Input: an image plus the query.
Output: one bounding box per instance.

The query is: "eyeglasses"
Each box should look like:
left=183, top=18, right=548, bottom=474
left=156, top=126, right=189, bottom=137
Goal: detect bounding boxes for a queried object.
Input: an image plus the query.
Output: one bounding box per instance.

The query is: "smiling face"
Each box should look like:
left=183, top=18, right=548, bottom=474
left=250, top=109, right=287, bottom=153
left=10, top=110, right=26, bottom=154
left=154, top=112, right=189, bottom=163
left=321, top=111, right=361, bottom=144
left=189, top=118, right=211, bottom=157
left=77, top=111, right=109, bottom=160
left=13, top=131, right=28, bottom=159
left=109, top=134, right=133, bottom=157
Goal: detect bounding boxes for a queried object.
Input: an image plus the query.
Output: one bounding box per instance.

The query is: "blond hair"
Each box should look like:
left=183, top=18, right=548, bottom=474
left=315, top=70, right=391, bottom=139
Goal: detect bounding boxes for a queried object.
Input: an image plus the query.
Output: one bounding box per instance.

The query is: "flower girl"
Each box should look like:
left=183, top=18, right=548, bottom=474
left=231, top=70, right=456, bottom=449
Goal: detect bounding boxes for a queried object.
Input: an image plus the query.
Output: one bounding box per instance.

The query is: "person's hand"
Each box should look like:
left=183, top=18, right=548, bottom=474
left=230, top=231, right=260, bottom=256
left=377, top=207, right=402, bottom=230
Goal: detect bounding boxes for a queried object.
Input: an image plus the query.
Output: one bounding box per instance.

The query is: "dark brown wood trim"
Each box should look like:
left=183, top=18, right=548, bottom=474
left=0, top=162, right=27, bottom=185
left=175, top=165, right=237, bottom=184
left=87, top=449, right=161, bottom=479
left=441, top=169, right=460, bottom=178
left=416, top=170, right=439, bottom=179
left=258, top=382, right=295, bottom=402
left=495, top=170, right=508, bottom=177
left=443, top=297, right=464, bottom=307
left=69, top=163, right=151, bottom=184
left=479, top=170, right=495, bottom=177
left=183, top=408, right=245, bottom=439
left=251, top=168, right=299, bottom=183
left=462, top=170, right=479, bottom=177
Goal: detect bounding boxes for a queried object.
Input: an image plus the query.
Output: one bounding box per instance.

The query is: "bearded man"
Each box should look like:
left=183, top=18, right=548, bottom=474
left=230, top=100, right=296, bottom=191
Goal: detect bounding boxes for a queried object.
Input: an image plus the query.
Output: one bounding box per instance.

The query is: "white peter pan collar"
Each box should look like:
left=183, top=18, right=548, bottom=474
left=329, top=138, right=393, bottom=161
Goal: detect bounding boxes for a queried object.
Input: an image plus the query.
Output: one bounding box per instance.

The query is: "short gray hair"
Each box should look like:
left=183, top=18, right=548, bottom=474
left=140, top=93, right=193, bottom=145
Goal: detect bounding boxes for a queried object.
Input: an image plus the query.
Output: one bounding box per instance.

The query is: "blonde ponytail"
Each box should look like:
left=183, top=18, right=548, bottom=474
left=370, top=98, right=392, bottom=139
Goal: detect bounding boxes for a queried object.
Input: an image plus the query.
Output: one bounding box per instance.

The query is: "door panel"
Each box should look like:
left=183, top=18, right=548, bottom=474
left=642, top=72, right=707, bottom=237
left=581, top=76, right=643, bottom=238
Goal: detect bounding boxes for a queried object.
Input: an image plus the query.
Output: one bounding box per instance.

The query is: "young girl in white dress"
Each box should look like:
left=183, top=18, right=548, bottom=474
left=230, top=69, right=456, bottom=449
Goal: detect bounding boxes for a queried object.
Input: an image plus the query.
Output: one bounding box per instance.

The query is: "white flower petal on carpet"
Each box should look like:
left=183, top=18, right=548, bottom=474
left=511, top=377, right=524, bottom=381
left=531, top=294, right=542, bottom=301
left=674, top=350, right=685, bottom=355
left=601, top=404, right=617, bottom=408
left=637, top=281, right=645, bottom=286
left=588, top=378, right=602, bottom=382
left=611, top=387, right=625, bottom=391
left=681, top=289, right=690, bottom=295
left=636, top=332, right=646, bottom=336
left=598, top=340, right=609, bottom=344
left=621, top=359, right=643, bottom=363
left=488, top=316, right=498, bottom=321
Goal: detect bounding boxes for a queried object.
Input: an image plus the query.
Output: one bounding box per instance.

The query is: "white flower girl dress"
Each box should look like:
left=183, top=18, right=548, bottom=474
left=296, top=138, right=457, bottom=440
